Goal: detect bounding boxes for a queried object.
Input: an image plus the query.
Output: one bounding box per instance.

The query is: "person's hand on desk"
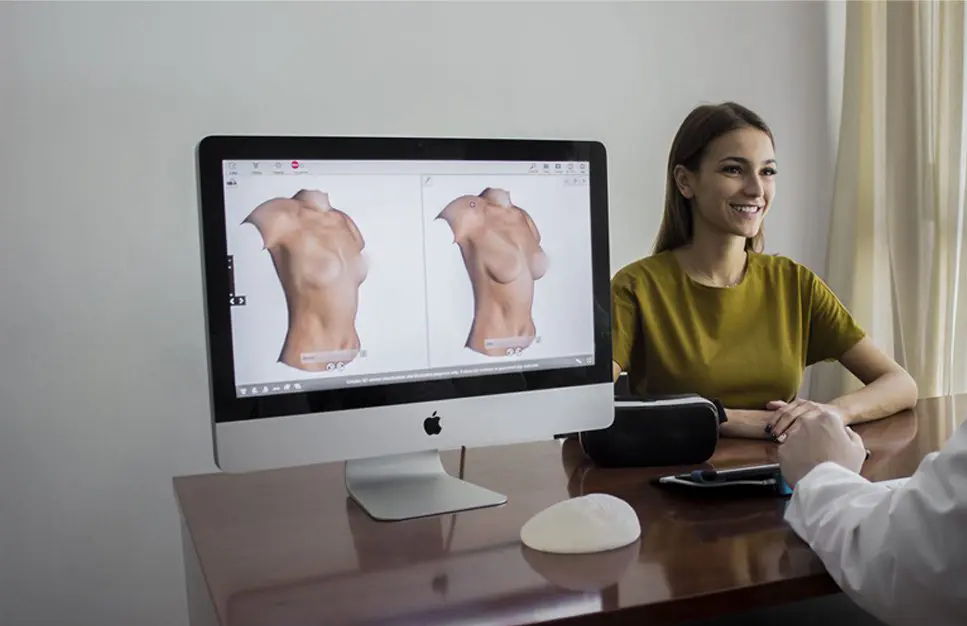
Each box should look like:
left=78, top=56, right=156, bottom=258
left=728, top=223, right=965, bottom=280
left=720, top=408, right=780, bottom=440
left=777, top=406, right=867, bottom=486
left=720, top=400, right=851, bottom=443
left=765, top=398, right=842, bottom=442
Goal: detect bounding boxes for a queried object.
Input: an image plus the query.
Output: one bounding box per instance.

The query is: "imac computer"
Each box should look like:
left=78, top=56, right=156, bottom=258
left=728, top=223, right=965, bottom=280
left=196, top=135, right=614, bottom=521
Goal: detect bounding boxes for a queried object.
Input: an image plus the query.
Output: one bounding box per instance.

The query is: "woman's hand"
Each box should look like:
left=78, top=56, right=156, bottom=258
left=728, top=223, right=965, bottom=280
left=765, top=399, right=841, bottom=441
left=720, top=409, right=780, bottom=439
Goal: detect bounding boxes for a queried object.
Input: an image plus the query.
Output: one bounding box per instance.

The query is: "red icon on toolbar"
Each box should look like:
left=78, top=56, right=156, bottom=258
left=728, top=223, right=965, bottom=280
left=291, top=160, right=300, bottom=169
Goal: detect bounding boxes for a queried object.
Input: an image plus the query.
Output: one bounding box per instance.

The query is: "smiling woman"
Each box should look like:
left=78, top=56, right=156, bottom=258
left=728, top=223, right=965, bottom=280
left=611, top=102, right=918, bottom=440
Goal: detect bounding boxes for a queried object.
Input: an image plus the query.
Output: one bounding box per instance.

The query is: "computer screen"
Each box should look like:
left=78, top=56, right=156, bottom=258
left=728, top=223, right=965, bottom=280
left=197, top=136, right=613, bottom=521
left=221, top=157, right=595, bottom=398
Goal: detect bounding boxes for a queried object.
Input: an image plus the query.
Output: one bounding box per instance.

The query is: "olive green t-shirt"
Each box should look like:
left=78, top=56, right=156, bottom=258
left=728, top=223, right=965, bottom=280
left=611, top=251, right=866, bottom=409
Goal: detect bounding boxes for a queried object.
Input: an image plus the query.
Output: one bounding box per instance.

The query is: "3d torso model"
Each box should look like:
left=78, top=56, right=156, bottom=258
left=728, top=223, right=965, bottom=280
left=244, top=190, right=367, bottom=372
left=437, top=188, right=548, bottom=357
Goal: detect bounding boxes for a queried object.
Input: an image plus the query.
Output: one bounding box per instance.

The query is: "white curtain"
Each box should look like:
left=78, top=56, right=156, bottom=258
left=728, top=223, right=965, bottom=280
left=811, top=0, right=967, bottom=403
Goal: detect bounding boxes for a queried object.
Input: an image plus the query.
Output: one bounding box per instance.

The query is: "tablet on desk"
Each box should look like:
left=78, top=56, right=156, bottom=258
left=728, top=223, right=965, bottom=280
left=653, top=463, right=793, bottom=497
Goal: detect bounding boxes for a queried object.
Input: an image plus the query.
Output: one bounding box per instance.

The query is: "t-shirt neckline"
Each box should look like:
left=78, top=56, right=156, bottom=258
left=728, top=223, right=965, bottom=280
left=669, top=250, right=755, bottom=292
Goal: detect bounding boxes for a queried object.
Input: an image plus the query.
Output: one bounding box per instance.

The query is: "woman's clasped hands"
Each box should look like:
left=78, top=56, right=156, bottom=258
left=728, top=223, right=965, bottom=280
left=764, top=398, right=843, bottom=443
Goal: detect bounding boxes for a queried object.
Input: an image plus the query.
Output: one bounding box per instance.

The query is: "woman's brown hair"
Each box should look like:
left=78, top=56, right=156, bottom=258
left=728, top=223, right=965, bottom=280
left=653, top=102, right=774, bottom=255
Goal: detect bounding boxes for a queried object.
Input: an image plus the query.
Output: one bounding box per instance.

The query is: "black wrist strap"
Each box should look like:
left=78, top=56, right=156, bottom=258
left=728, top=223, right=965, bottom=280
left=712, top=398, right=728, bottom=424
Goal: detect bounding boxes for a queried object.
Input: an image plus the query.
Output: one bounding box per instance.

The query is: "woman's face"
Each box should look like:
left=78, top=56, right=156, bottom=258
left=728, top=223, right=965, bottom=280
left=675, top=127, right=777, bottom=241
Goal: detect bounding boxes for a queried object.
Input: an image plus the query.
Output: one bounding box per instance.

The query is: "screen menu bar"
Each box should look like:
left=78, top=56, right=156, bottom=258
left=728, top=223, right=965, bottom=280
left=222, top=160, right=590, bottom=177
left=236, top=354, right=595, bottom=398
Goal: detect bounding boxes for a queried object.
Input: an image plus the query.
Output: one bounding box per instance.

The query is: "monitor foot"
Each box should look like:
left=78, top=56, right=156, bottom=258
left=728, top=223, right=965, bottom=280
left=344, top=449, right=508, bottom=521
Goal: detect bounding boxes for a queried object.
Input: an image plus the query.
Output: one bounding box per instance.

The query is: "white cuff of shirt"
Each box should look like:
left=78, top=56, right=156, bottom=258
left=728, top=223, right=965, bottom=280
left=795, top=461, right=868, bottom=490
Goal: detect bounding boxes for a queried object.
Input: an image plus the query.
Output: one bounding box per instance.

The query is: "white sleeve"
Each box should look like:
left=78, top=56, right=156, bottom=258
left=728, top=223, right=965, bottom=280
left=783, top=420, right=967, bottom=626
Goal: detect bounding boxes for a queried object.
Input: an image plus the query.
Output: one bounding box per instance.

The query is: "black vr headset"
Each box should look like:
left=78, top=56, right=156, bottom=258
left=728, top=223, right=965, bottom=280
left=575, top=374, right=727, bottom=468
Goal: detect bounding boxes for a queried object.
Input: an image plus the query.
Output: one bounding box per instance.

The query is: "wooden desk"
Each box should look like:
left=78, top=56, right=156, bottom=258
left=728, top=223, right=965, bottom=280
left=175, top=394, right=965, bottom=626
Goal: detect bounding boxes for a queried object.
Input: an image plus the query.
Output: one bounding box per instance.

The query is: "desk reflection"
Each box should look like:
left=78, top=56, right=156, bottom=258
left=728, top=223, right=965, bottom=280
left=521, top=541, right=640, bottom=593
left=225, top=495, right=612, bottom=626
left=555, top=398, right=951, bottom=605
left=345, top=496, right=447, bottom=570
left=176, top=394, right=965, bottom=626
left=852, top=408, right=920, bottom=481
left=560, top=437, right=826, bottom=601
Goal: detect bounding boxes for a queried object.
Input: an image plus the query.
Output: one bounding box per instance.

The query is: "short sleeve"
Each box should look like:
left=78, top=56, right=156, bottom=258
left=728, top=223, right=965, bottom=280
left=611, top=271, right=641, bottom=370
left=804, top=270, right=866, bottom=366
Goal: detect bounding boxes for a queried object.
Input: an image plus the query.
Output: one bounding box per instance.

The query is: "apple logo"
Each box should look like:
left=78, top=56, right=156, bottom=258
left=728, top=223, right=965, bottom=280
left=423, top=411, right=442, bottom=436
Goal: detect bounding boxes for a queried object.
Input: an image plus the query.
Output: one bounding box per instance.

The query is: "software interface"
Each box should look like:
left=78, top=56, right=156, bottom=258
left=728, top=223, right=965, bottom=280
left=222, top=158, right=595, bottom=397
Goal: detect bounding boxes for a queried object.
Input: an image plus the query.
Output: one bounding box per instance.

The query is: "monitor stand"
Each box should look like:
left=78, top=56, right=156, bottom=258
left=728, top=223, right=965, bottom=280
left=344, top=449, right=508, bottom=521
